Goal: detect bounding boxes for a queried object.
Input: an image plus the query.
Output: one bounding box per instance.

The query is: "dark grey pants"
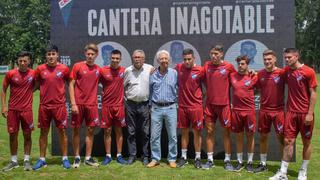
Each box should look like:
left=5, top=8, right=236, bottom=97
left=125, top=100, right=150, bottom=158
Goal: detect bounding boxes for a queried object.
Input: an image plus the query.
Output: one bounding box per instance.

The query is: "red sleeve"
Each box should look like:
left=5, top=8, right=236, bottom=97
left=2, top=71, right=12, bottom=89
left=307, top=68, right=317, bottom=89
left=70, top=63, right=79, bottom=80
left=228, top=63, right=236, bottom=73
left=199, top=66, right=205, bottom=82
left=34, top=66, right=41, bottom=81
left=64, top=65, right=70, bottom=81
left=255, top=71, right=263, bottom=89
left=252, top=73, right=258, bottom=88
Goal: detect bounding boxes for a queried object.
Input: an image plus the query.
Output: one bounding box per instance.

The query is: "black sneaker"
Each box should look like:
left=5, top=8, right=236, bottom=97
left=254, top=162, right=268, bottom=173
left=194, top=158, right=201, bottom=169
left=224, top=160, right=234, bottom=171
left=233, top=161, right=244, bottom=172
left=142, top=157, right=149, bottom=166
left=177, top=158, right=188, bottom=168
left=202, top=160, right=214, bottom=170
left=127, top=156, right=136, bottom=165
left=84, top=157, right=99, bottom=167
left=246, top=162, right=254, bottom=173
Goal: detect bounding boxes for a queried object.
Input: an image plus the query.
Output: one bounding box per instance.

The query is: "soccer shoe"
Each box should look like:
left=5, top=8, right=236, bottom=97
left=254, top=162, right=268, bottom=173
left=269, top=170, right=288, bottom=180
left=32, top=159, right=47, bottom=170
left=245, top=161, right=254, bottom=173
left=101, top=156, right=112, bottom=165
left=194, top=158, right=202, bottom=169
left=224, top=160, right=234, bottom=171
left=177, top=158, right=188, bottom=168
left=146, top=160, right=160, bottom=168
left=233, top=161, right=244, bottom=172
left=23, top=160, right=32, bottom=171
left=202, top=160, right=214, bottom=170
left=116, top=155, right=127, bottom=165
left=62, top=159, right=71, bottom=169
left=84, top=157, right=99, bottom=167
left=297, top=169, right=307, bottom=180
left=2, top=161, right=19, bottom=172
left=73, top=157, right=81, bottom=168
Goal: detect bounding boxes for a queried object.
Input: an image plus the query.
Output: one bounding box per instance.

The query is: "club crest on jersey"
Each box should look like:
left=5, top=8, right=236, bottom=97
left=273, top=76, right=280, bottom=83
left=219, top=68, right=226, bottom=75
left=56, top=71, right=63, bottom=78
left=296, top=74, right=303, bottom=81
left=96, top=70, right=100, bottom=76
left=244, top=80, right=251, bottom=86
left=119, top=72, right=124, bottom=78
left=27, top=76, right=33, bottom=83
left=192, top=74, right=197, bottom=79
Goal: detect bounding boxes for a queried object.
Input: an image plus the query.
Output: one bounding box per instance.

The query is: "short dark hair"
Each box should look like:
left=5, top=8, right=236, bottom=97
left=235, top=55, right=249, bottom=64
left=111, top=49, right=122, bottom=56
left=182, top=48, right=194, bottom=56
left=263, top=49, right=276, bottom=57
left=211, top=44, right=224, bottom=52
left=283, top=48, right=300, bottom=55
left=46, top=44, right=59, bottom=53
left=17, top=51, right=32, bottom=59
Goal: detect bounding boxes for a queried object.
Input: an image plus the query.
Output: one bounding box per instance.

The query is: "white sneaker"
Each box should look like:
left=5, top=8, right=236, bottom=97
left=297, top=169, right=307, bottom=180
left=269, top=170, right=288, bottom=180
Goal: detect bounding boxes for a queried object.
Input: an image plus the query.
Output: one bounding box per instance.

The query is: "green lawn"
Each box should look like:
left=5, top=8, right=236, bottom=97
left=0, top=74, right=319, bottom=180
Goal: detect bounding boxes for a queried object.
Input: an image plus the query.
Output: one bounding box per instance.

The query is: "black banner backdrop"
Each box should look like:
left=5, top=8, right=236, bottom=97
left=51, top=0, right=295, bottom=161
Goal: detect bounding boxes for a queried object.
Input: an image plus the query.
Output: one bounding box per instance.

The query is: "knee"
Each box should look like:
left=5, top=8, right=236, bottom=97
left=284, top=138, right=294, bottom=146
left=40, top=129, right=49, bottom=137
left=104, top=128, right=112, bottom=137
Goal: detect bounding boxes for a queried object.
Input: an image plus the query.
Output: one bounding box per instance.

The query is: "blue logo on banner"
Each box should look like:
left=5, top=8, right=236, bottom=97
left=58, top=0, right=74, bottom=27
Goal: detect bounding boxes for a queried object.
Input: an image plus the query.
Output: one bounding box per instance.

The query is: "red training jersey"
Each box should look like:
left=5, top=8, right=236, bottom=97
left=99, top=66, right=125, bottom=106
left=285, top=65, right=317, bottom=113
left=256, top=68, right=285, bottom=112
left=35, top=63, right=69, bottom=106
left=175, top=63, right=204, bottom=108
left=3, top=68, right=35, bottom=111
left=230, top=72, right=257, bottom=111
left=203, top=60, right=236, bottom=105
left=70, top=61, right=100, bottom=105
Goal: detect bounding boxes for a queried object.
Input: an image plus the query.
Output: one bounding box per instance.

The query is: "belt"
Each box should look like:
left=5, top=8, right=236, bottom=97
left=152, top=101, right=175, bottom=107
left=126, top=100, right=148, bottom=105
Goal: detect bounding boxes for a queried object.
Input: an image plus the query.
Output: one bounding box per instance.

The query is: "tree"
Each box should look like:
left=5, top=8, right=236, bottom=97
left=0, top=0, right=49, bottom=68
left=295, top=0, right=320, bottom=71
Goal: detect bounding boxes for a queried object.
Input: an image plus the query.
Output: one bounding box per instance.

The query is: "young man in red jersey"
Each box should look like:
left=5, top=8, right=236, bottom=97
left=99, top=49, right=127, bottom=165
left=202, top=45, right=235, bottom=170
left=230, top=55, right=258, bottom=172
left=32, top=45, right=71, bottom=170
left=1, top=51, right=35, bottom=171
left=270, top=48, right=317, bottom=180
left=254, top=50, right=285, bottom=173
left=175, top=49, right=204, bottom=169
left=69, top=43, right=100, bottom=168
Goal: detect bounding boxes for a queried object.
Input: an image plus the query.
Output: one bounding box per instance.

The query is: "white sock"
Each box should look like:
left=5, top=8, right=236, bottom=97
left=237, top=153, right=243, bottom=163
left=40, top=157, right=46, bottom=161
left=195, top=152, right=201, bottom=160
left=301, top=160, right=309, bottom=170
left=280, top=160, right=289, bottom=174
left=106, top=154, right=111, bottom=158
left=24, top=155, right=30, bottom=162
left=181, top=149, right=187, bottom=159
left=11, top=155, right=18, bottom=163
left=224, top=153, right=231, bottom=162
left=117, top=154, right=121, bottom=157
left=62, top=156, right=68, bottom=160
left=207, top=152, right=213, bottom=161
left=247, top=153, right=254, bottom=163
left=260, top=153, right=267, bottom=165
left=85, top=156, right=91, bottom=160
left=75, top=156, right=80, bottom=159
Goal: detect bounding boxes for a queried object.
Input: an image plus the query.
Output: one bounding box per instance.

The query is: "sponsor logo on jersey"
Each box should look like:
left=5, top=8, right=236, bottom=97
left=119, top=72, right=124, bottom=78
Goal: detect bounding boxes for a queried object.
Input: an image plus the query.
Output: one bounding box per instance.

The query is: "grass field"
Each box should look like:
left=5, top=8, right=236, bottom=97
left=0, top=74, right=319, bottom=180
